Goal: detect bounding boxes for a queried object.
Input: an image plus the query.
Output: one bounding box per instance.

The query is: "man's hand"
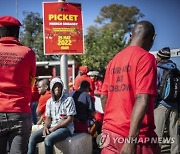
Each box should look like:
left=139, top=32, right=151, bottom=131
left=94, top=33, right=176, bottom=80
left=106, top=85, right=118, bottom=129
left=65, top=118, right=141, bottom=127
left=49, top=127, right=56, bottom=133
left=36, top=116, right=43, bottom=125
left=121, top=94, right=149, bottom=154
left=42, top=116, right=51, bottom=136
left=43, top=126, right=50, bottom=136
left=120, top=143, right=136, bottom=154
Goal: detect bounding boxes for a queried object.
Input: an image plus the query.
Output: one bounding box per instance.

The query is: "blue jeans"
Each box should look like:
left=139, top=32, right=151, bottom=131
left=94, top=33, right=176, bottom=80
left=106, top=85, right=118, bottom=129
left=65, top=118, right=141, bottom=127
left=28, top=127, right=71, bottom=154
left=0, top=113, right=32, bottom=154
left=30, top=101, right=38, bottom=124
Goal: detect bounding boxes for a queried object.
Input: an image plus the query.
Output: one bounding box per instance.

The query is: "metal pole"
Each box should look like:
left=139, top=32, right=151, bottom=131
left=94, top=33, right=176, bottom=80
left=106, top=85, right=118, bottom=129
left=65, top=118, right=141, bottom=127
left=16, top=0, right=18, bottom=19
left=60, top=55, right=68, bottom=91
left=58, top=0, right=68, bottom=92
left=72, top=60, right=75, bottom=85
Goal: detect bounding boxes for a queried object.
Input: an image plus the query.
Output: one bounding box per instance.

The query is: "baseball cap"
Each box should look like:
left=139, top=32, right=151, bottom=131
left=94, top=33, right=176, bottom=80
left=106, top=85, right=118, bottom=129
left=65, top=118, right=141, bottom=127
left=87, top=71, right=99, bottom=76
left=0, top=16, right=22, bottom=27
left=157, top=47, right=171, bottom=59
left=79, top=66, right=89, bottom=74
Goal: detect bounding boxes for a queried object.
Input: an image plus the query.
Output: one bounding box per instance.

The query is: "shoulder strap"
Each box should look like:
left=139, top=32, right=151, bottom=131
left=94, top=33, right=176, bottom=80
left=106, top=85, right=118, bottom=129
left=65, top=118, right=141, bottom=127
left=157, top=61, right=177, bottom=70
left=157, top=65, right=168, bottom=70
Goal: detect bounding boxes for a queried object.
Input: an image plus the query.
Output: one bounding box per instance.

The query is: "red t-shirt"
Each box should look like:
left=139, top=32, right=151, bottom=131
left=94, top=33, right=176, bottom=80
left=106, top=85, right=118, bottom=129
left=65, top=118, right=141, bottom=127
left=101, top=46, right=157, bottom=138
left=94, top=80, right=102, bottom=94
left=37, top=91, right=51, bottom=120
left=74, top=74, right=95, bottom=96
left=0, top=37, right=36, bottom=113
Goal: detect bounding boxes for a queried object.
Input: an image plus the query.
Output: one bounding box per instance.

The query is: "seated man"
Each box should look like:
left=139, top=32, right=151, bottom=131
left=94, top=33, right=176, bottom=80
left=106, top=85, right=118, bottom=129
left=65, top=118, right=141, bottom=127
left=70, top=80, right=95, bottom=133
left=31, top=79, right=51, bottom=133
left=36, top=79, right=51, bottom=124
left=28, top=77, right=76, bottom=154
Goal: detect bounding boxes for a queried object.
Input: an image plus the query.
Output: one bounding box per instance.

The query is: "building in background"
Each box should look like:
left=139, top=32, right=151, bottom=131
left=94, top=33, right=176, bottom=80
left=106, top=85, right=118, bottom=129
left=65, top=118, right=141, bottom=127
left=36, top=60, right=76, bottom=83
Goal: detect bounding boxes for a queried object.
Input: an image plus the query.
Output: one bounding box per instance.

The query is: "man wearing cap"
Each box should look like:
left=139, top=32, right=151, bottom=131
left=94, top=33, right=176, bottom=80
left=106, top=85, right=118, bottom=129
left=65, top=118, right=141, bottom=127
left=88, top=71, right=104, bottom=128
left=74, top=66, right=94, bottom=97
left=0, top=16, right=36, bottom=153
left=154, top=47, right=180, bottom=154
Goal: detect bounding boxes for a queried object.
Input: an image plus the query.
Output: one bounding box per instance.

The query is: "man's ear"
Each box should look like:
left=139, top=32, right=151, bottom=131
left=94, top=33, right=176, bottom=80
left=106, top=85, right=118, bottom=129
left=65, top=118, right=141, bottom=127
left=45, top=85, right=48, bottom=90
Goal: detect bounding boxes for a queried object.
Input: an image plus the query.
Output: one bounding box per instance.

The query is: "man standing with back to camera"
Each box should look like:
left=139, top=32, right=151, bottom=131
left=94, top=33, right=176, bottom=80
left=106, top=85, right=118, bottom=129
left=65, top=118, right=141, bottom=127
left=100, top=21, right=160, bottom=153
left=0, top=16, right=36, bottom=153
left=154, top=47, right=180, bottom=154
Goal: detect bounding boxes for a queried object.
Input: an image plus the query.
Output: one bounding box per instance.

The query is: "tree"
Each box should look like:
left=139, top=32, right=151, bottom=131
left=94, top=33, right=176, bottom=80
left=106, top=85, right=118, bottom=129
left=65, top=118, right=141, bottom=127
left=79, top=26, right=125, bottom=75
left=95, top=4, right=144, bottom=35
left=20, top=12, right=54, bottom=61
left=78, top=4, right=144, bottom=76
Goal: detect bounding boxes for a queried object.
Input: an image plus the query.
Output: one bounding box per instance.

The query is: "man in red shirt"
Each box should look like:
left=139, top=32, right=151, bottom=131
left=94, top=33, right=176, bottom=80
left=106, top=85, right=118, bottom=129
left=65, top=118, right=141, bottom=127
left=31, top=79, right=51, bottom=133
left=36, top=79, right=51, bottom=125
left=88, top=71, right=104, bottom=125
left=88, top=71, right=103, bottom=97
left=100, top=21, right=160, bottom=153
left=0, top=16, right=36, bottom=153
left=74, top=65, right=94, bottom=97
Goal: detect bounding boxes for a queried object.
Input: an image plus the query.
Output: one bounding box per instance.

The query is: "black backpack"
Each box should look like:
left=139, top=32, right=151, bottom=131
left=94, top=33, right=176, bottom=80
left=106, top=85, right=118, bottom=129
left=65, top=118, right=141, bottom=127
left=157, top=66, right=180, bottom=102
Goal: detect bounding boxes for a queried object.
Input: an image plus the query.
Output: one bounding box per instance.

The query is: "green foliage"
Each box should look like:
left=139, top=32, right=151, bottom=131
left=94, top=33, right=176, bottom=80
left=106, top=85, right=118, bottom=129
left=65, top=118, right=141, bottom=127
left=79, top=26, right=125, bottom=75
left=78, top=4, right=144, bottom=75
left=20, top=12, right=54, bottom=61
left=95, top=4, right=144, bottom=34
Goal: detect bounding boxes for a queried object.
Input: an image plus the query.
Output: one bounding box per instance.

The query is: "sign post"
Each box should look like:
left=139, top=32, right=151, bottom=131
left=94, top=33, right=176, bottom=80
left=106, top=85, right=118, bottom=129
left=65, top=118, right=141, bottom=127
left=43, top=0, right=84, bottom=91
left=59, top=0, right=68, bottom=91
left=60, top=54, right=68, bottom=91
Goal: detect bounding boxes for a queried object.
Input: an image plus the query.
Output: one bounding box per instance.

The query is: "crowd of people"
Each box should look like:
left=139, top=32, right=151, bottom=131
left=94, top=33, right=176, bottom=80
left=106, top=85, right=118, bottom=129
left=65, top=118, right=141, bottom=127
left=0, top=15, right=179, bottom=154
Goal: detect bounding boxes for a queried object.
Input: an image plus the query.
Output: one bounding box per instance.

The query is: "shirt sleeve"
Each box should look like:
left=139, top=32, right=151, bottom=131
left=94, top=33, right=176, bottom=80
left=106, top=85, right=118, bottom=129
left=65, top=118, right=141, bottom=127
left=87, top=95, right=95, bottom=113
left=136, top=54, right=157, bottom=95
left=65, top=97, right=76, bottom=116
left=45, top=98, right=51, bottom=117
left=101, top=61, right=112, bottom=96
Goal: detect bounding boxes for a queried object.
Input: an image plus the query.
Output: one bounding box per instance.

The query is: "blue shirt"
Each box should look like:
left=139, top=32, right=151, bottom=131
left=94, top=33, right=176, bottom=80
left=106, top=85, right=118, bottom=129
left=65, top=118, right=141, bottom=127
left=70, top=90, right=95, bottom=122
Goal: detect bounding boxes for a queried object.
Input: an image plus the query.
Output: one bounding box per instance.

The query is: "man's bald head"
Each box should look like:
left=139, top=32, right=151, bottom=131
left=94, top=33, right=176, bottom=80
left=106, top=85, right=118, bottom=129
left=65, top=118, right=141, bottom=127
left=38, top=79, right=50, bottom=95
left=130, top=21, right=155, bottom=51
left=39, top=79, right=49, bottom=87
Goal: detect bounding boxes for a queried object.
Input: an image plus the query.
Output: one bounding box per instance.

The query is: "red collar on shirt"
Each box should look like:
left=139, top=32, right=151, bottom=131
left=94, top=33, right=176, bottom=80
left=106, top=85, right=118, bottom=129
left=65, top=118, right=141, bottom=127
left=0, top=37, right=21, bottom=45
